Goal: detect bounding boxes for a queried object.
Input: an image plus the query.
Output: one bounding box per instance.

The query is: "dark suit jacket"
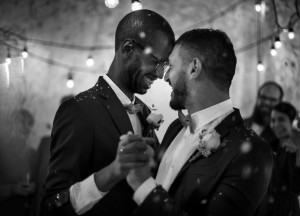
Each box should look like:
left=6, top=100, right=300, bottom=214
left=244, top=117, right=279, bottom=153
left=40, top=76, right=157, bottom=216
left=133, top=109, right=273, bottom=216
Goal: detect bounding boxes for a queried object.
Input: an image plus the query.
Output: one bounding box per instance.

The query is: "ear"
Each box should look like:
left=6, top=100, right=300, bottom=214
left=121, top=39, right=134, bottom=55
left=187, top=58, right=202, bottom=80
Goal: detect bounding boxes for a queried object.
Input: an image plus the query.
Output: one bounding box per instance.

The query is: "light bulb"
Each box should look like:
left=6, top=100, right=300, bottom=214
left=288, top=28, right=295, bottom=39
left=257, top=61, right=264, bottom=72
left=105, top=0, right=119, bottom=8
left=131, top=0, right=142, bottom=11
left=6, top=53, right=11, bottom=65
left=255, top=4, right=261, bottom=12
left=274, top=36, right=281, bottom=49
left=67, top=73, right=74, bottom=88
left=86, top=55, right=94, bottom=67
left=66, top=79, right=74, bottom=88
left=22, top=47, right=28, bottom=59
left=270, top=45, right=277, bottom=56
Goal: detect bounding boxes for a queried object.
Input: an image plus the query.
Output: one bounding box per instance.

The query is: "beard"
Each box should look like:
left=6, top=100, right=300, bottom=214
left=252, top=105, right=271, bottom=126
left=169, top=69, right=188, bottom=110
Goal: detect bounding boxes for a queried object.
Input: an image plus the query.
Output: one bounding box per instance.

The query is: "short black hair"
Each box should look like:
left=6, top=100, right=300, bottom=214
left=273, top=102, right=297, bottom=122
left=115, top=9, right=175, bottom=51
left=258, top=81, right=284, bottom=101
left=176, top=28, right=236, bottom=91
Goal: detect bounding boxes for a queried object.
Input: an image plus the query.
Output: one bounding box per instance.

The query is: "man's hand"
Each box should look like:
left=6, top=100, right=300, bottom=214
left=126, top=137, right=155, bottom=191
left=94, top=132, right=153, bottom=192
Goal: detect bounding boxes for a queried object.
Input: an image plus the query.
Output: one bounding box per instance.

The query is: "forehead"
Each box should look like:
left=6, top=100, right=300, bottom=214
left=260, top=85, right=281, bottom=98
left=148, top=31, right=174, bottom=60
left=169, top=45, right=183, bottom=64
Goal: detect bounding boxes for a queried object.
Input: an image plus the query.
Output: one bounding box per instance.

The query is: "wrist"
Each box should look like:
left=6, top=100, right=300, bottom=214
left=94, top=163, right=123, bottom=192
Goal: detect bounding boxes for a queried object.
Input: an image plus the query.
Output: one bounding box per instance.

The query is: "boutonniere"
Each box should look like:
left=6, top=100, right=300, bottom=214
left=189, top=129, right=225, bottom=163
left=146, top=113, right=164, bottom=130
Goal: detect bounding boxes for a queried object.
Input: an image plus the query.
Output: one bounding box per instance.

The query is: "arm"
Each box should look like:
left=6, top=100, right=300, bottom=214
left=128, top=139, right=273, bottom=216
left=41, top=101, right=150, bottom=216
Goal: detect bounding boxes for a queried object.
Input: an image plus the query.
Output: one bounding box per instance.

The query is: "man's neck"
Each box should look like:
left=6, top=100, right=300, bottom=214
left=106, top=72, right=134, bottom=101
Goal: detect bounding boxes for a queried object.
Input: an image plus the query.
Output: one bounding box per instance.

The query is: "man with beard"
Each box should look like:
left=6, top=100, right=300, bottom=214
left=40, top=9, right=175, bottom=216
left=244, top=81, right=284, bottom=152
left=122, top=29, right=273, bottom=216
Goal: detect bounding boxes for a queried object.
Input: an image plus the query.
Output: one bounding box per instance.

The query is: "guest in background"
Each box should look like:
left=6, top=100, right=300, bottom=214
left=0, top=108, right=36, bottom=216
left=32, top=93, right=75, bottom=216
left=244, top=81, right=284, bottom=152
left=256, top=102, right=300, bottom=216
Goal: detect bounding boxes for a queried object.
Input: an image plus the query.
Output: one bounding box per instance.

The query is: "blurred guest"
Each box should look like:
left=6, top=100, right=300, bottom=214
left=0, top=108, right=36, bottom=216
left=256, top=102, right=300, bottom=216
left=244, top=81, right=284, bottom=152
left=32, top=94, right=74, bottom=216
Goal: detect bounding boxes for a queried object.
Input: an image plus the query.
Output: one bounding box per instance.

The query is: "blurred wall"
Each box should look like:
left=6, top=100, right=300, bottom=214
left=0, top=0, right=299, bottom=152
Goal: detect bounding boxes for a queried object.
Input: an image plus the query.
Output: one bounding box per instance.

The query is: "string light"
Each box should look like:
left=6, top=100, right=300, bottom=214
left=270, top=44, right=277, bottom=56
left=22, top=46, right=28, bottom=59
left=257, top=61, right=265, bottom=72
left=131, top=0, right=142, bottom=11
left=274, top=36, right=281, bottom=49
left=86, top=55, right=94, bottom=67
left=255, top=0, right=262, bottom=12
left=288, top=27, right=295, bottom=39
left=104, top=0, right=119, bottom=8
left=66, top=73, right=74, bottom=89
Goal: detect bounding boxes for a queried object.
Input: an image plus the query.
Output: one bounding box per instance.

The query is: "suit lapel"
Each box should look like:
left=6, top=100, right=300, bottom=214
left=135, top=97, right=152, bottom=137
left=168, top=109, right=243, bottom=192
left=96, top=76, right=133, bottom=135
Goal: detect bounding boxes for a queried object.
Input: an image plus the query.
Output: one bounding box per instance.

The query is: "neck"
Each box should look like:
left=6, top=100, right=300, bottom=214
left=107, top=58, right=134, bottom=100
left=186, top=83, right=229, bottom=115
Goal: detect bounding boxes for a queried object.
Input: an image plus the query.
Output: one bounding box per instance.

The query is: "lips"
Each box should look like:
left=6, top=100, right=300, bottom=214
left=143, top=75, right=156, bottom=88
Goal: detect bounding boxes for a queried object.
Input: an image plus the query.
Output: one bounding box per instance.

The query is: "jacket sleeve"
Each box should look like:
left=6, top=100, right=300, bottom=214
left=40, top=100, right=94, bottom=216
left=132, top=137, right=273, bottom=216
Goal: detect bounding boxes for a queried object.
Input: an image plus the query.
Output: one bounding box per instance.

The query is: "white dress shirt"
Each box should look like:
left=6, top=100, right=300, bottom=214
left=134, top=99, right=234, bottom=205
left=69, top=75, right=143, bottom=215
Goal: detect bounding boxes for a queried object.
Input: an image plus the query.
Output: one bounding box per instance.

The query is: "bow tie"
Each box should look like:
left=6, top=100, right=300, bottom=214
left=178, top=110, right=194, bottom=133
left=124, top=103, right=144, bottom=114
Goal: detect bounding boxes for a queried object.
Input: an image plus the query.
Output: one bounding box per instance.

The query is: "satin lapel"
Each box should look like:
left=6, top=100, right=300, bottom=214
left=96, top=76, right=133, bottom=135
left=135, top=97, right=151, bottom=137
left=169, top=109, right=243, bottom=190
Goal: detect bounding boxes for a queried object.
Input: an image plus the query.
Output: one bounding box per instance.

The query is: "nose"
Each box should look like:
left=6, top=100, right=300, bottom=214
left=164, top=70, right=169, bottom=82
left=156, top=69, right=164, bottom=79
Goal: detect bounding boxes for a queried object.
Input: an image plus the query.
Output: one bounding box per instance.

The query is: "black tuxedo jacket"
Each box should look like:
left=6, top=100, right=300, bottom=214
left=40, top=76, right=157, bottom=216
left=133, top=109, right=273, bottom=216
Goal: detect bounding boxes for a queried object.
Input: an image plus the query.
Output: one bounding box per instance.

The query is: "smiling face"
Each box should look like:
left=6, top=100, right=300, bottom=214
left=127, top=32, right=174, bottom=95
left=164, top=45, right=189, bottom=110
left=270, top=110, right=293, bottom=140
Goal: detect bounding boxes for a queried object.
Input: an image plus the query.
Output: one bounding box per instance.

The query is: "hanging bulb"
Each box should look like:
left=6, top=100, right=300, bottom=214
left=6, top=53, right=11, bottom=65
left=254, top=0, right=262, bottom=12
left=270, top=44, right=277, bottom=56
left=288, top=27, right=295, bottom=40
left=104, top=0, right=119, bottom=8
left=257, top=61, right=264, bottom=72
left=274, top=36, right=281, bottom=49
left=86, top=55, right=94, bottom=67
left=66, top=73, right=74, bottom=89
left=131, top=0, right=142, bottom=11
left=22, top=46, right=28, bottom=59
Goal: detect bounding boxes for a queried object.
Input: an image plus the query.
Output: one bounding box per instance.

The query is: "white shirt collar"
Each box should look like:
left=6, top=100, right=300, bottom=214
left=190, top=99, right=234, bottom=133
left=102, top=75, right=135, bottom=106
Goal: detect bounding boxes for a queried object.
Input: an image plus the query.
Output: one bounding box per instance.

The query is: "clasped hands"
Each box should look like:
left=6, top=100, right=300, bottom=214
left=114, top=132, right=155, bottom=191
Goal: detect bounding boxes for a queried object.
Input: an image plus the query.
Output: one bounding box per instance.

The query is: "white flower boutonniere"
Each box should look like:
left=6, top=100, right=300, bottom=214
left=190, top=129, right=223, bottom=162
left=146, top=113, right=164, bottom=130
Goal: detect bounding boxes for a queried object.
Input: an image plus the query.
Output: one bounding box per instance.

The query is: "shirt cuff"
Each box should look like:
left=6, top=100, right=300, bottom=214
left=133, top=177, right=157, bottom=205
left=69, top=174, right=108, bottom=215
